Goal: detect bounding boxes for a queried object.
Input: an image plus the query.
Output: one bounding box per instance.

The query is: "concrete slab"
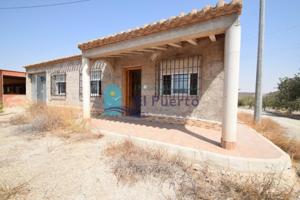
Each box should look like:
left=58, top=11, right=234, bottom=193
left=91, top=117, right=291, bottom=172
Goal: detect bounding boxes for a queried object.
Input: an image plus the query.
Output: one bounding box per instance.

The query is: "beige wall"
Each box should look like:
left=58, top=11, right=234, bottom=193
left=112, top=37, right=224, bottom=121
left=26, top=37, right=224, bottom=121
left=26, top=59, right=82, bottom=108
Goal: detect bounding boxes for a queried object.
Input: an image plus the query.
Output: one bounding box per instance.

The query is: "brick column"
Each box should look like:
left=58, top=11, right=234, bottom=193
left=221, top=18, right=241, bottom=150
left=82, top=57, right=91, bottom=119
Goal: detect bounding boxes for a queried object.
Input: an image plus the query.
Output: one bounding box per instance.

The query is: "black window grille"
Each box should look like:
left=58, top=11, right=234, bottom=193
left=155, top=55, right=201, bottom=97
left=162, top=75, right=171, bottom=95
left=190, top=73, right=198, bottom=95
left=79, top=70, right=102, bottom=97
left=51, top=73, right=66, bottom=96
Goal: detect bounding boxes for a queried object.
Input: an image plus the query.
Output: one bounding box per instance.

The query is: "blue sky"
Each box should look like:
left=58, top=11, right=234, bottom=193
left=0, top=0, right=299, bottom=93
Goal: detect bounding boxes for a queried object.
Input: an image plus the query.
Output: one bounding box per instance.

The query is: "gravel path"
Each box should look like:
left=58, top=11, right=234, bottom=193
left=239, top=108, right=300, bottom=139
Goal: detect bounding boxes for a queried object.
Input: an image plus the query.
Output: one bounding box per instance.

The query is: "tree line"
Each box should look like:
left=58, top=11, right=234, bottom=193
left=239, top=71, right=300, bottom=113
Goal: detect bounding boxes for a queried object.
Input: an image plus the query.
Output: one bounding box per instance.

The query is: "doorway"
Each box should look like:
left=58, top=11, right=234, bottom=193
left=125, top=68, right=141, bottom=116
left=36, top=73, right=46, bottom=103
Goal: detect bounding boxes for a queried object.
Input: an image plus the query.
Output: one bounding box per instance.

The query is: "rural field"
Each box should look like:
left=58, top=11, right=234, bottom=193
left=0, top=106, right=300, bottom=200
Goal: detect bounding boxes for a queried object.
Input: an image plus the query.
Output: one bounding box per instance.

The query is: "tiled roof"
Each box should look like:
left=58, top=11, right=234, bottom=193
left=78, top=0, right=242, bottom=51
left=24, top=55, right=81, bottom=68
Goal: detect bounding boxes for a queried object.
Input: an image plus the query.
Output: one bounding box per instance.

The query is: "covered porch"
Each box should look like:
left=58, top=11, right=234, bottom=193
left=79, top=1, right=241, bottom=149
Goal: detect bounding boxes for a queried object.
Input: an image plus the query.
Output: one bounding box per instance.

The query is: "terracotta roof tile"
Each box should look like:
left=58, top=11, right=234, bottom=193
left=24, top=55, right=81, bottom=68
left=78, top=0, right=242, bottom=51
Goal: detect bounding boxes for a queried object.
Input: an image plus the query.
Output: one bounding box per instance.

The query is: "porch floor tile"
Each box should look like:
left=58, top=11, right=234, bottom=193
left=91, top=117, right=283, bottom=159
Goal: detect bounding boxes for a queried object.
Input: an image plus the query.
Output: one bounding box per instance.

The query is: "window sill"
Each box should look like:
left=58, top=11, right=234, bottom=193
left=51, top=95, right=66, bottom=100
left=159, top=94, right=199, bottom=97
left=79, top=95, right=102, bottom=102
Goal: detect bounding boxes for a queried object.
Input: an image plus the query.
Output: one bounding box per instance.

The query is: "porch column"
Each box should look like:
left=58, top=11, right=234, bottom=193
left=82, top=57, right=91, bottom=119
left=221, top=18, right=241, bottom=150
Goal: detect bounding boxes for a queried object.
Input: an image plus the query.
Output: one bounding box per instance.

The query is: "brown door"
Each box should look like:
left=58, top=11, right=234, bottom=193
left=125, top=68, right=141, bottom=116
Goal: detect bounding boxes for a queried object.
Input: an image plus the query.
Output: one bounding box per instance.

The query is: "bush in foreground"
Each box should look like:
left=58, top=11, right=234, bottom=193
left=0, top=182, right=29, bottom=200
left=9, top=104, right=94, bottom=138
left=104, top=140, right=294, bottom=200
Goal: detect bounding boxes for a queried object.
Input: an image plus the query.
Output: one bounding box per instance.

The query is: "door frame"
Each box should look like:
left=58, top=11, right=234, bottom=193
left=123, top=66, right=142, bottom=116
left=36, top=73, right=47, bottom=103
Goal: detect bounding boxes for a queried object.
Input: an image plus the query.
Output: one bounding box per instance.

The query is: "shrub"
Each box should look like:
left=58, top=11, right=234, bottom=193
left=238, top=95, right=254, bottom=108
left=9, top=114, right=30, bottom=125
left=238, top=112, right=300, bottom=160
left=0, top=182, right=29, bottom=200
left=104, top=140, right=294, bottom=199
left=10, top=104, right=91, bottom=136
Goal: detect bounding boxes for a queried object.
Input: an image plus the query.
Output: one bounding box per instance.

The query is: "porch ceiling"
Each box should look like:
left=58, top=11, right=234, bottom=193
left=83, top=14, right=238, bottom=59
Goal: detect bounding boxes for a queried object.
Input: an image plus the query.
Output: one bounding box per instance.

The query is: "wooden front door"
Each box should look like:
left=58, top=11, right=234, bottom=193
left=125, top=67, right=141, bottom=116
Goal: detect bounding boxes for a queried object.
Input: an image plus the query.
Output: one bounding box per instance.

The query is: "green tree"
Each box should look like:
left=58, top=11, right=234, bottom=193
left=238, top=95, right=254, bottom=108
left=276, top=72, right=300, bottom=112
left=263, top=92, right=280, bottom=110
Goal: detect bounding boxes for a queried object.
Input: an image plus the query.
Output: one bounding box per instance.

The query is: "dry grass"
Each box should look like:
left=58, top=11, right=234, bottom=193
left=0, top=182, right=29, bottom=200
left=238, top=112, right=300, bottom=160
left=9, top=104, right=99, bottom=139
left=104, top=140, right=294, bottom=200
left=104, top=140, right=185, bottom=184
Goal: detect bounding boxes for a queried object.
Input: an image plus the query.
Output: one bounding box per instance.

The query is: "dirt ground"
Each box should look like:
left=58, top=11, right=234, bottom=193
left=0, top=108, right=173, bottom=200
left=1, top=107, right=299, bottom=200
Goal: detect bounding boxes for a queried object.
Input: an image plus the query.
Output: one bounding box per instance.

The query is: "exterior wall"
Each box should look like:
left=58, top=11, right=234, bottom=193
left=0, top=71, right=3, bottom=106
left=26, top=59, right=105, bottom=111
left=1, top=70, right=26, bottom=107
left=26, top=59, right=83, bottom=108
left=3, top=95, right=27, bottom=107
left=25, top=37, right=224, bottom=122
left=112, top=37, right=224, bottom=122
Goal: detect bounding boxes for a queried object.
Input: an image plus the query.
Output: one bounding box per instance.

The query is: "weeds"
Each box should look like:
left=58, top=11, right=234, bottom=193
left=104, top=140, right=294, bottom=200
left=238, top=112, right=300, bottom=160
left=9, top=104, right=98, bottom=139
left=9, top=114, right=30, bottom=125
left=0, top=182, right=29, bottom=200
left=104, top=140, right=184, bottom=184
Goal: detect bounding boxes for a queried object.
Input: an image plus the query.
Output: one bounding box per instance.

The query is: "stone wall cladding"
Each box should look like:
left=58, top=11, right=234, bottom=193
left=26, top=59, right=82, bottom=108
left=26, top=58, right=107, bottom=112
left=25, top=37, right=224, bottom=122
left=113, top=37, right=224, bottom=122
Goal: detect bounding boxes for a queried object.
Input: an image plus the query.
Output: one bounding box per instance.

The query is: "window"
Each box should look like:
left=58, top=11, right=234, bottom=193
left=155, top=56, right=201, bottom=96
left=173, top=74, right=189, bottom=94
left=190, top=73, right=198, bottom=95
left=162, top=75, right=171, bottom=95
left=79, top=70, right=102, bottom=97
left=90, top=70, right=102, bottom=96
left=51, top=73, right=66, bottom=96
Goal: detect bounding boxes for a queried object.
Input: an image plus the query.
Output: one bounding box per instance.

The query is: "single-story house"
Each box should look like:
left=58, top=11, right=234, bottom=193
left=25, top=0, right=242, bottom=149
left=0, top=69, right=26, bottom=108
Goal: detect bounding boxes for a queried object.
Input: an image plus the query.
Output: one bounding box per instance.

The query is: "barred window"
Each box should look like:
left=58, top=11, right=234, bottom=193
left=162, top=75, right=171, bottom=95
left=155, top=56, right=201, bottom=96
left=173, top=74, right=189, bottom=94
left=51, top=73, right=66, bottom=96
left=90, top=70, right=102, bottom=96
left=79, top=70, right=102, bottom=97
